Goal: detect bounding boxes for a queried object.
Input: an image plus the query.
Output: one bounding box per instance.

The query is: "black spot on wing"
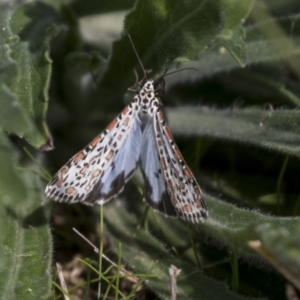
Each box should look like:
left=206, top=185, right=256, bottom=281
left=141, top=169, right=177, bottom=217
left=84, top=172, right=125, bottom=204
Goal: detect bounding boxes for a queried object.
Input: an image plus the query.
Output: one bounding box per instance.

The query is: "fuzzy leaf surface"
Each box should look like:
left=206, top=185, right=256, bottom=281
left=8, top=2, right=60, bottom=150
left=166, top=107, right=300, bottom=158
left=104, top=200, right=260, bottom=300
left=0, top=135, right=52, bottom=299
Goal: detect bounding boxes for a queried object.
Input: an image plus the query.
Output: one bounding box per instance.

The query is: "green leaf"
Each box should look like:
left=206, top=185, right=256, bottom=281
left=0, top=4, right=35, bottom=135
left=8, top=2, right=60, bottom=150
left=255, top=222, right=300, bottom=275
left=0, top=5, right=53, bottom=298
left=0, top=135, right=52, bottom=299
left=168, top=14, right=300, bottom=84
left=218, top=26, right=247, bottom=67
left=217, top=0, right=256, bottom=66
left=166, top=107, right=300, bottom=158
left=216, top=68, right=300, bottom=107
left=102, top=0, right=252, bottom=90
left=0, top=86, right=35, bottom=135
left=0, top=134, right=27, bottom=200
left=202, top=195, right=297, bottom=257
left=104, top=201, right=260, bottom=300
left=121, top=183, right=298, bottom=264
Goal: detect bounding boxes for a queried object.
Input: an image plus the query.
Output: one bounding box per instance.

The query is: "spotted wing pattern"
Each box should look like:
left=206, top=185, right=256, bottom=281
left=45, top=100, right=141, bottom=204
left=139, top=114, right=178, bottom=217
left=151, top=109, right=208, bottom=223
left=135, top=79, right=207, bottom=223
left=45, top=77, right=208, bottom=223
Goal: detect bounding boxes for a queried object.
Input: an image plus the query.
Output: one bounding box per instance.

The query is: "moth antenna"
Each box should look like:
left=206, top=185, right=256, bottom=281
left=127, top=33, right=149, bottom=81
left=163, top=67, right=198, bottom=77
left=133, top=68, right=139, bottom=86
left=128, top=68, right=139, bottom=92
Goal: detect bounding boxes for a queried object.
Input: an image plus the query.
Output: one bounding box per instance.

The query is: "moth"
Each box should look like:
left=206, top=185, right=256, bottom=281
left=45, top=42, right=208, bottom=223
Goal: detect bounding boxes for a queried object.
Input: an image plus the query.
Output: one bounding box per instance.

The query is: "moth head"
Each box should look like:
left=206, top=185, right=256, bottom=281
left=153, top=77, right=165, bottom=98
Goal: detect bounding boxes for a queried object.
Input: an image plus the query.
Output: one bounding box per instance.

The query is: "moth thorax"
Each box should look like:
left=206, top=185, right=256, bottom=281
left=138, top=109, right=153, bottom=129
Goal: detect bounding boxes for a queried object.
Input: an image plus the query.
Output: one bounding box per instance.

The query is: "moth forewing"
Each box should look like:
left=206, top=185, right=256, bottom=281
left=45, top=73, right=207, bottom=223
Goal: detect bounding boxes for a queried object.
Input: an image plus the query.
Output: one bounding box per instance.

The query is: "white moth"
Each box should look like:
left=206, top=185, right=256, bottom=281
left=45, top=39, right=208, bottom=223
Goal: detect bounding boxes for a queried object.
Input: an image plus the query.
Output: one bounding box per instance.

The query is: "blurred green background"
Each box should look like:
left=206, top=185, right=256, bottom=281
left=1, top=0, right=300, bottom=299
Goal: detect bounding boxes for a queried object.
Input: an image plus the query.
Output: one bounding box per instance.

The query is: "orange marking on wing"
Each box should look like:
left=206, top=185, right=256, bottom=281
left=107, top=118, right=118, bottom=131
left=164, top=126, right=172, bottom=140
left=79, top=166, right=89, bottom=176
left=105, top=150, right=114, bottom=161
left=85, top=184, right=92, bottom=192
left=61, top=167, right=68, bottom=175
left=160, top=157, right=167, bottom=170
left=90, top=136, right=101, bottom=148
left=74, top=151, right=85, bottom=163
left=65, top=187, right=78, bottom=195
left=157, top=111, right=164, bottom=121
left=122, top=106, right=129, bottom=114
left=182, top=204, right=192, bottom=213
left=56, top=167, right=68, bottom=187
left=122, top=117, right=130, bottom=126
left=183, top=167, right=192, bottom=178
left=91, top=169, right=101, bottom=179
left=174, top=148, right=182, bottom=160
